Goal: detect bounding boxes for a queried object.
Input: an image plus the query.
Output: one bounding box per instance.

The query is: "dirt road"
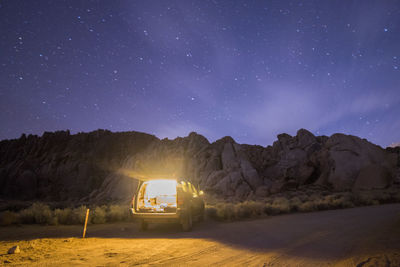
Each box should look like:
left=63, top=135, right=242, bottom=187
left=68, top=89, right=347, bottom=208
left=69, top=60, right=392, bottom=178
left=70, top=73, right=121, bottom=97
left=1, top=204, right=400, bottom=266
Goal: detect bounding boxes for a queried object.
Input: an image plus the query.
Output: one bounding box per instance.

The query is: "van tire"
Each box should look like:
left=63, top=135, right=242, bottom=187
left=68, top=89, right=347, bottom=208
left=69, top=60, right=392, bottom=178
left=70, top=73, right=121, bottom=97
left=181, top=212, right=193, bottom=231
left=139, top=219, right=148, bottom=231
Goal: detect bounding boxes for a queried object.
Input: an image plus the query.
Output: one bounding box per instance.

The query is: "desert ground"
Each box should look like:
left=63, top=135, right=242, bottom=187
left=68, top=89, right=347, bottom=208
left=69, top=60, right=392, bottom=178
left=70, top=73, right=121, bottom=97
left=1, top=204, right=400, bottom=266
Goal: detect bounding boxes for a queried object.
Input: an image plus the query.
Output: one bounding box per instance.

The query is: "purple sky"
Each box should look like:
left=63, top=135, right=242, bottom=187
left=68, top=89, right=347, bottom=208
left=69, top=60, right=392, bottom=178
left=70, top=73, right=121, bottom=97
left=1, top=1, right=399, bottom=147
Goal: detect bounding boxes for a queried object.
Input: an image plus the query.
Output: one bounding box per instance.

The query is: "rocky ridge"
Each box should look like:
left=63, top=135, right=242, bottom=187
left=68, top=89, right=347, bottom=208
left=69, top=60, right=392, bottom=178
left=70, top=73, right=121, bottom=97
left=0, top=129, right=399, bottom=203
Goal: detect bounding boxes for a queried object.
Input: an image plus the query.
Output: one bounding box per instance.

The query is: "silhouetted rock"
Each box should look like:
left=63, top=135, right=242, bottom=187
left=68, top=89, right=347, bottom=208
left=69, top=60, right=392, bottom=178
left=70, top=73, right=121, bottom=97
left=323, top=134, right=395, bottom=190
left=0, top=128, right=398, bottom=203
left=353, top=164, right=393, bottom=190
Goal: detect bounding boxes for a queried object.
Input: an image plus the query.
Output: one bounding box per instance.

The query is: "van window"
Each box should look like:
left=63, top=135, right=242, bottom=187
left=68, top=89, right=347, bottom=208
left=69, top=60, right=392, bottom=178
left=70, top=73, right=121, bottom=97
left=136, top=180, right=177, bottom=213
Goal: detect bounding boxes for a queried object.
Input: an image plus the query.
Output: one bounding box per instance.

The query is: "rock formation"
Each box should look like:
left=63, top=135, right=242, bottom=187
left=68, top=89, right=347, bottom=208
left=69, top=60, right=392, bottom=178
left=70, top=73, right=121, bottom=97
left=0, top=129, right=398, bottom=203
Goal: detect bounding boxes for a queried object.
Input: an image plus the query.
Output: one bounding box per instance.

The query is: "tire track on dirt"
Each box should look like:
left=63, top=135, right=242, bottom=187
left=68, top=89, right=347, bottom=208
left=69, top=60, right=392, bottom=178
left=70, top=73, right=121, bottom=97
left=147, top=244, right=221, bottom=265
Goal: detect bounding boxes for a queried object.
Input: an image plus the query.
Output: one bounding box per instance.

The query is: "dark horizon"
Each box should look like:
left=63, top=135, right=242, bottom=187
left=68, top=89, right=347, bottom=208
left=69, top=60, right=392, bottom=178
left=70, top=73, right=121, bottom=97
left=1, top=1, right=399, bottom=147
left=2, top=127, right=398, bottom=150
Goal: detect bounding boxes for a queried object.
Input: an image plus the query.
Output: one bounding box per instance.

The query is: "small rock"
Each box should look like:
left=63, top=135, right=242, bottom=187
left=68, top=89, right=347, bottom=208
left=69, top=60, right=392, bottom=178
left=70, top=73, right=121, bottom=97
left=8, top=245, right=20, bottom=254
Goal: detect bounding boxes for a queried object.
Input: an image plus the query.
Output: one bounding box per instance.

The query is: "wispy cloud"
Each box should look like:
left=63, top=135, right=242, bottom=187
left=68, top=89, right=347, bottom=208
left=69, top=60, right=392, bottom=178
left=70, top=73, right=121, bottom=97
left=154, top=121, right=213, bottom=141
left=236, top=82, right=399, bottom=145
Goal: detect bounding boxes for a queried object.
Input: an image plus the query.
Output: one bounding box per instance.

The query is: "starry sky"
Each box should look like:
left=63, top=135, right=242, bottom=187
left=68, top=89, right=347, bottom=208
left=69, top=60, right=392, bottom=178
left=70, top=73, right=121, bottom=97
left=1, top=1, right=399, bottom=147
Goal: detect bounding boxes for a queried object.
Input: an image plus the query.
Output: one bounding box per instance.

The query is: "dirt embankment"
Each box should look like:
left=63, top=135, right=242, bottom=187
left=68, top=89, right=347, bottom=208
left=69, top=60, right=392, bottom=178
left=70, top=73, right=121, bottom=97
left=1, top=204, right=400, bottom=266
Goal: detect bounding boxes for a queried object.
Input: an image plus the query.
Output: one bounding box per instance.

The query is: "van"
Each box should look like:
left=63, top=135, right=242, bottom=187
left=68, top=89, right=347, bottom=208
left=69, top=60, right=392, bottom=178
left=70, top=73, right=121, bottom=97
left=131, top=179, right=205, bottom=231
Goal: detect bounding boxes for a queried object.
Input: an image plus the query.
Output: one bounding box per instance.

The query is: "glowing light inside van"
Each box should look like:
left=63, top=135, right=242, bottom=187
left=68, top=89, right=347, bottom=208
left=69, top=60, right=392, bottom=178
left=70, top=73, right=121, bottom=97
left=145, top=179, right=177, bottom=198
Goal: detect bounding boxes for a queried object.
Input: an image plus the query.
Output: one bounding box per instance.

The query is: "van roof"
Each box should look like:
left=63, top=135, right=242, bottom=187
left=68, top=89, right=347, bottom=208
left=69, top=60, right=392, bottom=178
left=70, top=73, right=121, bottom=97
left=134, top=175, right=181, bottom=181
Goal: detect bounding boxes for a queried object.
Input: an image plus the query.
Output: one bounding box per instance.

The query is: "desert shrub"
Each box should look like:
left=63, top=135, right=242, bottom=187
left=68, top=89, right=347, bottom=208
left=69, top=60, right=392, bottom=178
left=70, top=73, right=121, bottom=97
left=265, top=197, right=291, bottom=215
left=207, top=201, right=266, bottom=220
left=54, top=208, right=73, bottom=225
left=71, top=205, right=88, bottom=224
left=234, top=202, right=252, bottom=218
left=377, top=191, right=392, bottom=204
left=33, top=203, right=56, bottom=225
left=2, top=204, right=138, bottom=226
left=18, top=206, right=35, bottom=224
left=248, top=201, right=265, bottom=216
left=0, top=211, right=19, bottom=226
left=205, top=205, right=218, bottom=219
left=297, top=193, right=309, bottom=202
left=107, top=205, right=129, bottom=222
left=289, top=197, right=303, bottom=211
left=314, top=198, right=331, bottom=210
left=308, top=193, right=321, bottom=201
left=91, top=206, right=107, bottom=224
left=355, top=192, right=379, bottom=206
left=331, top=194, right=355, bottom=209
left=18, top=203, right=56, bottom=225
left=216, top=203, right=235, bottom=221
left=296, top=193, right=357, bottom=212
left=298, top=201, right=316, bottom=212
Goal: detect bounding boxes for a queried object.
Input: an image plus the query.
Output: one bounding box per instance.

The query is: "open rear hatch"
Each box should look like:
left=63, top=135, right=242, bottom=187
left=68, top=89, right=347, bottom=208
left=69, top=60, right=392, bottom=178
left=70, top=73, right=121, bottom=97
left=136, top=179, right=178, bottom=213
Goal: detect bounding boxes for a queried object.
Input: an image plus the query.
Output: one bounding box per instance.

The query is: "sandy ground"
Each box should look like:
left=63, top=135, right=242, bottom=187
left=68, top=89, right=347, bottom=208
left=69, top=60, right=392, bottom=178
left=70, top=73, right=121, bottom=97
left=1, top=204, right=400, bottom=266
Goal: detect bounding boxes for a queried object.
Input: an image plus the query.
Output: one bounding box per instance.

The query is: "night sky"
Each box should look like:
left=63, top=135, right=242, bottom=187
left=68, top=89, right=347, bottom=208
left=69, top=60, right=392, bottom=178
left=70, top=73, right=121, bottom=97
left=1, top=1, right=399, bottom=147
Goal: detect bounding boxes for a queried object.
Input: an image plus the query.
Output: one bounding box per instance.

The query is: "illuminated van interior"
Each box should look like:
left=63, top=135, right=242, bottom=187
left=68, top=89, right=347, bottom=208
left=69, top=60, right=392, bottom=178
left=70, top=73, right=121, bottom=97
left=136, top=179, right=178, bottom=213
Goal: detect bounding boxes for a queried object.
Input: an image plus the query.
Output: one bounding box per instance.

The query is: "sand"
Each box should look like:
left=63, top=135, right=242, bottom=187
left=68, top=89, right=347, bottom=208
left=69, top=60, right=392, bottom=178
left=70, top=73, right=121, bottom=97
left=1, top=203, right=400, bottom=266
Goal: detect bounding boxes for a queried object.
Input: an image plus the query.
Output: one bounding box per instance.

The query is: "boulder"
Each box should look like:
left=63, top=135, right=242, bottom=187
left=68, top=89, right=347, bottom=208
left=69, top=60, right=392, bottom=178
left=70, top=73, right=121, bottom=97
left=204, top=170, right=226, bottom=189
left=255, top=185, right=270, bottom=197
left=235, top=183, right=252, bottom=199
left=15, top=170, right=37, bottom=200
left=296, top=128, right=316, bottom=149
left=269, top=180, right=286, bottom=194
left=353, top=164, right=393, bottom=190
left=8, top=245, right=20, bottom=254
left=0, top=128, right=398, bottom=203
left=324, top=134, right=394, bottom=190
left=221, top=143, right=239, bottom=170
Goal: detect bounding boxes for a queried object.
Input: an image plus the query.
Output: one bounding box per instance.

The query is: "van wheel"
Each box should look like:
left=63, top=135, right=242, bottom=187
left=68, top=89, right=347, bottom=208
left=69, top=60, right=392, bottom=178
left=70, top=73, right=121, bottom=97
left=181, top=212, right=193, bottom=231
left=139, top=219, right=148, bottom=231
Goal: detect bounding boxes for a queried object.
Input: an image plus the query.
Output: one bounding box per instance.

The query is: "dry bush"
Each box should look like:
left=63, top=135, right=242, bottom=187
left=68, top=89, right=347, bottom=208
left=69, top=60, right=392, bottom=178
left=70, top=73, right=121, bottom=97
left=313, top=198, right=331, bottom=210
left=296, top=193, right=356, bottom=212
left=107, top=205, right=130, bottom=222
left=54, top=208, right=73, bottom=225
left=91, top=206, right=107, bottom=224
left=330, top=194, right=355, bottom=209
left=377, top=191, right=393, bottom=204
left=298, top=201, right=316, bottom=212
left=207, top=201, right=266, bottom=220
left=265, top=197, right=291, bottom=215
left=71, top=205, right=88, bottom=224
left=0, top=211, right=18, bottom=226
left=237, top=201, right=265, bottom=218
left=289, top=197, right=303, bottom=211
left=205, top=205, right=218, bottom=219
left=2, top=204, right=137, bottom=226
left=248, top=201, right=265, bottom=216
left=355, top=192, right=380, bottom=206
left=234, top=202, right=252, bottom=219
left=18, top=203, right=56, bottom=225
left=33, top=203, right=56, bottom=225
left=216, top=203, right=235, bottom=221
left=18, top=206, right=36, bottom=224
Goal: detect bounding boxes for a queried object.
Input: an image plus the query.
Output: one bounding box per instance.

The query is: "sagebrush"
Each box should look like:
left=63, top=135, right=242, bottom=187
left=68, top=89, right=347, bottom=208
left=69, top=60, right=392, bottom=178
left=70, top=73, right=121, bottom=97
left=0, top=203, right=131, bottom=226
